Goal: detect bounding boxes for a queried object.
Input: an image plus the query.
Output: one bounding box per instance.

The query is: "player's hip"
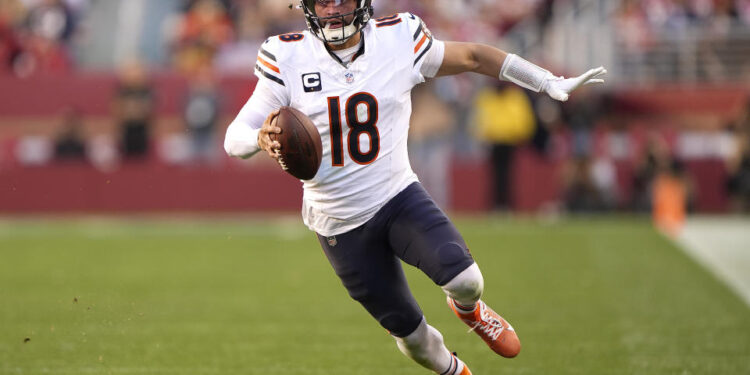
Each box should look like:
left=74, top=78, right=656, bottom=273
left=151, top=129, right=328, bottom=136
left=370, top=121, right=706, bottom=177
left=302, top=172, right=418, bottom=236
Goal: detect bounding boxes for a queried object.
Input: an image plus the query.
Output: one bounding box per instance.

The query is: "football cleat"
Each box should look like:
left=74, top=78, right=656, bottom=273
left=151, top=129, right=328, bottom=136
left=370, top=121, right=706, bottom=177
left=447, top=297, right=521, bottom=358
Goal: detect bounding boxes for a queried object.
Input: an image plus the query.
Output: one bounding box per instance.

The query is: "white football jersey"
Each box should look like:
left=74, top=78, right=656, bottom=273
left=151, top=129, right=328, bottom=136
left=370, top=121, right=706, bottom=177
left=247, top=13, right=443, bottom=236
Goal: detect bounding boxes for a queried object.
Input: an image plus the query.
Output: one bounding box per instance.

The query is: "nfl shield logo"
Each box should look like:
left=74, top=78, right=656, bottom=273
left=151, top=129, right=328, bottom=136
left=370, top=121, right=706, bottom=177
left=345, top=72, right=354, bottom=84
left=327, top=236, right=337, bottom=247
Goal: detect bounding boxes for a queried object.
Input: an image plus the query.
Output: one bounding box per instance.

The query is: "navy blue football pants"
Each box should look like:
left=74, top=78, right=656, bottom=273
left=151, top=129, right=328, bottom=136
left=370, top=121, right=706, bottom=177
left=316, top=182, right=475, bottom=337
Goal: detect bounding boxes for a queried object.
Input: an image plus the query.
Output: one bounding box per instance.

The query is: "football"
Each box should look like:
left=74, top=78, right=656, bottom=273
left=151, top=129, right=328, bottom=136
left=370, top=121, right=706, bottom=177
left=270, top=106, right=323, bottom=180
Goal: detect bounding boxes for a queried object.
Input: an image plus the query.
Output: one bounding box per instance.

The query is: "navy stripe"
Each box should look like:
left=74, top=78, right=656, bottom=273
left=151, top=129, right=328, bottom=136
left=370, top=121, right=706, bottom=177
left=255, top=64, right=285, bottom=86
left=376, top=19, right=402, bottom=27
left=376, top=14, right=399, bottom=21
left=413, top=37, right=433, bottom=66
left=412, top=22, right=423, bottom=40
left=440, top=356, right=457, bottom=375
left=260, top=47, right=276, bottom=62
left=408, top=13, right=416, bottom=20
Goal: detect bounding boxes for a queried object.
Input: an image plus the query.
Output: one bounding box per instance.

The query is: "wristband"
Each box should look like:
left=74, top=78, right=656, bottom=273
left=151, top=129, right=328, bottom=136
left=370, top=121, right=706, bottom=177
left=500, top=54, right=553, bottom=93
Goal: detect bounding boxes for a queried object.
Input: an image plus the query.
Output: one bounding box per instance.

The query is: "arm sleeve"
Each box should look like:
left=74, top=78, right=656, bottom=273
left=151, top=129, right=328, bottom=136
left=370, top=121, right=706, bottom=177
left=224, top=78, right=290, bottom=159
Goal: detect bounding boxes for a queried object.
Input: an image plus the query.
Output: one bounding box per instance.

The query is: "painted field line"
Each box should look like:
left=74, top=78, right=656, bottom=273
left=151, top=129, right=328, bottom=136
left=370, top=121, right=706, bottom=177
left=674, top=216, right=750, bottom=308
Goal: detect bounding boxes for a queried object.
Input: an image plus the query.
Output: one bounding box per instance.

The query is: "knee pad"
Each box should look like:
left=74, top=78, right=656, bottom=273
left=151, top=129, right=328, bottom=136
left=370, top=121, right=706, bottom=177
left=442, top=263, right=484, bottom=304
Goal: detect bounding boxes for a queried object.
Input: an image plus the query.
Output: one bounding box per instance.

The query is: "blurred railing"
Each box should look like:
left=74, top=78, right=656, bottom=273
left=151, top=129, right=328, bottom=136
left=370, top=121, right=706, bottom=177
left=615, top=25, right=750, bottom=85
left=505, top=0, right=750, bottom=85
left=503, top=0, right=618, bottom=78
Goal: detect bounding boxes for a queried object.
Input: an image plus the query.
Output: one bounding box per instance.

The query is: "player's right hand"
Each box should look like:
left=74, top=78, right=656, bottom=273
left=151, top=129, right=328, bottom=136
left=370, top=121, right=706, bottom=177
left=258, top=109, right=282, bottom=159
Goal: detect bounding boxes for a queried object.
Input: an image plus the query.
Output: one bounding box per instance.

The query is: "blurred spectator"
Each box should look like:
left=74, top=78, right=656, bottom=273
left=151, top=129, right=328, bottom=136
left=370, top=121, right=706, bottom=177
left=53, top=106, right=86, bottom=162
left=726, top=98, right=750, bottom=211
left=172, top=0, right=233, bottom=74
left=563, top=88, right=605, bottom=157
left=632, top=131, right=672, bottom=211
left=409, top=82, right=456, bottom=208
left=652, top=159, right=693, bottom=235
left=25, top=0, right=76, bottom=44
left=213, top=1, right=265, bottom=74
left=473, top=82, right=536, bottom=210
left=563, top=156, right=608, bottom=213
left=726, top=131, right=750, bottom=211
left=15, top=134, right=52, bottom=166
left=113, top=59, right=154, bottom=161
left=0, top=0, right=24, bottom=73
left=12, top=0, right=76, bottom=76
left=184, top=66, right=220, bottom=164
left=529, top=95, right=562, bottom=154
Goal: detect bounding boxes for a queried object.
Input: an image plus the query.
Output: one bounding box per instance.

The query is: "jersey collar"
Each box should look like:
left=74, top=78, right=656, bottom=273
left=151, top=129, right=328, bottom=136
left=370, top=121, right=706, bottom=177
left=324, top=31, right=366, bottom=68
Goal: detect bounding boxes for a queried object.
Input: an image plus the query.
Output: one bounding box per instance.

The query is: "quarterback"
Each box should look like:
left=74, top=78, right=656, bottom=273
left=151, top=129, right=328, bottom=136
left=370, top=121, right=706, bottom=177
left=224, top=1, right=606, bottom=374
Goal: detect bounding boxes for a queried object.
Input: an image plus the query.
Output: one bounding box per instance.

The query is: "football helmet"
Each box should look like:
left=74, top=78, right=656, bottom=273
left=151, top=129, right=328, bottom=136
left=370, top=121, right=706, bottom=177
left=300, top=0, right=373, bottom=45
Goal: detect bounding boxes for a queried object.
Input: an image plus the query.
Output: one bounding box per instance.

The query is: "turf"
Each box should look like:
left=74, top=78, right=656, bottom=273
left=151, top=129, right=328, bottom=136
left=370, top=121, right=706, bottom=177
left=0, top=216, right=748, bottom=375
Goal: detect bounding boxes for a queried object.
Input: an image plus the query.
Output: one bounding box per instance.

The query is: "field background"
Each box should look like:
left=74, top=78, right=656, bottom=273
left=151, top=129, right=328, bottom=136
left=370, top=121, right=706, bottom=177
left=1, top=216, right=748, bottom=375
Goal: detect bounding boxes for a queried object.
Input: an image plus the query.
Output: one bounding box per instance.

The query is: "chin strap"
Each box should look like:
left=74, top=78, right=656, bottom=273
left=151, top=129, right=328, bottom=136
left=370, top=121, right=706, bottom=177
left=320, top=18, right=359, bottom=45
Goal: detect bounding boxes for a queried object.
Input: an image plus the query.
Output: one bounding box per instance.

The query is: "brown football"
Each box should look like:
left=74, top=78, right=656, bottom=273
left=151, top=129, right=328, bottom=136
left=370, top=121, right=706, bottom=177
left=270, top=106, right=322, bottom=180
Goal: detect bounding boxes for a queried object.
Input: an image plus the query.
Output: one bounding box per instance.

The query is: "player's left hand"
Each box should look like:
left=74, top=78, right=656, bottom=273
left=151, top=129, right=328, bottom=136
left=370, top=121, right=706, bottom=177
left=544, top=66, right=607, bottom=102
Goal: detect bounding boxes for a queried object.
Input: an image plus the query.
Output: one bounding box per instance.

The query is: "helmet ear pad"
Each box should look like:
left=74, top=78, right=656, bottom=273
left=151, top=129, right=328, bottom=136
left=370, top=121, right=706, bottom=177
left=301, top=0, right=374, bottom=44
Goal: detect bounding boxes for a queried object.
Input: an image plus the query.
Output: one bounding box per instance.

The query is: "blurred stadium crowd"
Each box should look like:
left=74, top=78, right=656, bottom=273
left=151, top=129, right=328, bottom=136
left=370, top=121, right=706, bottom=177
left=0, top=0, right=749, bottom=214
left=0, top=0, right=551, bottom=75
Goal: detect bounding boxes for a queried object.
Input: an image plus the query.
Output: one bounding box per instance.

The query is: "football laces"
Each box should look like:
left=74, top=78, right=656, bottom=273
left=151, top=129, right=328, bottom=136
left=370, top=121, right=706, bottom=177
left=467, top=303, right=506, bottom=341
left=275, top=149, right=289, bottom=171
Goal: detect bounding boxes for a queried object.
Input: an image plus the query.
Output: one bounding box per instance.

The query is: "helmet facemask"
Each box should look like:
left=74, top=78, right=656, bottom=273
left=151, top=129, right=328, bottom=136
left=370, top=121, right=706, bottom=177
left=301, top=0, right=373, bottom=45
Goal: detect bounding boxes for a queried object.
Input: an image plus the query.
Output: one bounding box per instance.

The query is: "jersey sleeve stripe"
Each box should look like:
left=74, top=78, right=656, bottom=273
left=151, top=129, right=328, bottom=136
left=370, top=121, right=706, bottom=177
left=413, top=37, right=433, bottom=66
left=414, top=33, right=429, bottom=53
left=375, top=14, right=400, bottom=21
left=255, top=64, right=285, bottom=86
left=376, top=19, right=402, bottom=27
left=260, top=47, right=277, bottom=62
left=257, top=56, right=280, bottom=74
left=412, top=22, right=423, bottom=41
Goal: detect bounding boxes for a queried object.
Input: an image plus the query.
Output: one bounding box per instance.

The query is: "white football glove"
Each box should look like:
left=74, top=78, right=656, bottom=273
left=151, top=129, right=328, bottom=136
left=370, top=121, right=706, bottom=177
left=542, top=67, right=607, bottom=102
left=500, top=54, right=607, bottom=102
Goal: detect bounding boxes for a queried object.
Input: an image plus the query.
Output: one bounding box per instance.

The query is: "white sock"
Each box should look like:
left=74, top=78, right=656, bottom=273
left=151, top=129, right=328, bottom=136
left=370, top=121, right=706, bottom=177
left=441, top=353, right=467, bottom=375
left=394, top=319, right=464, bottom=374
left=442, top=263, right=484, bottom=310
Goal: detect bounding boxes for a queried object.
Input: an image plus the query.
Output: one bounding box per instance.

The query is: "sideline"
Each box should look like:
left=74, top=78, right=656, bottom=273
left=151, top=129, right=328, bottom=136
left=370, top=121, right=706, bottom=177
left=675, top=216, right=750, bottom=308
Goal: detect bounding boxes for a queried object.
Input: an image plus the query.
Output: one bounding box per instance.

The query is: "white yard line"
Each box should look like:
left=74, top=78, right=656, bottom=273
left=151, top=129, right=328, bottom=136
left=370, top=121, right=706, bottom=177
left=675, top=216, right=750, bottom=308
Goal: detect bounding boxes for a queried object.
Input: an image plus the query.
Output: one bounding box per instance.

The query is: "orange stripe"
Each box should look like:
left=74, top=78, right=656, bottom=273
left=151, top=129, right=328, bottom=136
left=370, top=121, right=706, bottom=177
left=257, top=56, right=280, bottom=74
left=414, top=33, right=428, bottom=53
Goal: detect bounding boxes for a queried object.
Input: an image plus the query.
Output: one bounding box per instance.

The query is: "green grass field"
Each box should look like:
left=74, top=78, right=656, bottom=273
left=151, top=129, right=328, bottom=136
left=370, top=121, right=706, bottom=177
left=1, top=216, right=748, bottom=375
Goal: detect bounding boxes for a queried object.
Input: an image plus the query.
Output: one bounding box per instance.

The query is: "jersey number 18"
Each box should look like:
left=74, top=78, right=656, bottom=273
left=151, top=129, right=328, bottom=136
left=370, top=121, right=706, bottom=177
left=327, top=92, right=379, bottom=166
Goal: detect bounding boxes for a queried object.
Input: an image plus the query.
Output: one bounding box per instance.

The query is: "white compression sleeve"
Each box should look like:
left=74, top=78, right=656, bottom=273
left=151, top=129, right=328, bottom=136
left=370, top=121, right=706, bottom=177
left=224, top=79, right=288, bottom=158
left=500, top=53, right=554, bottom=92
left=394, top=319, right=465, bottom=375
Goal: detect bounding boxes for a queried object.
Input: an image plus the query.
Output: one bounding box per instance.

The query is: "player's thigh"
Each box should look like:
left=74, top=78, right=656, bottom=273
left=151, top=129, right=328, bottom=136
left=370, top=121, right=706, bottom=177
left=316, top=227, right=423, bottom=337
left=387, top=183, right=474, bottom=286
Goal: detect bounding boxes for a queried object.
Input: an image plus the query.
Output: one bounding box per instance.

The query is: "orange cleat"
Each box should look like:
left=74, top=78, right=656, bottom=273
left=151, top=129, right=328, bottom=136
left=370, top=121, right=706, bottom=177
left=447, top=297, right=521, bottom=358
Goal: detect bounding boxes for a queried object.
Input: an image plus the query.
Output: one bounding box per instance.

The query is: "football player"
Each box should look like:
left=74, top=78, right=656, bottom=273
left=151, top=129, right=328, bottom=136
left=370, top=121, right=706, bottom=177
left=225, top=1, right=606, bottom=374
